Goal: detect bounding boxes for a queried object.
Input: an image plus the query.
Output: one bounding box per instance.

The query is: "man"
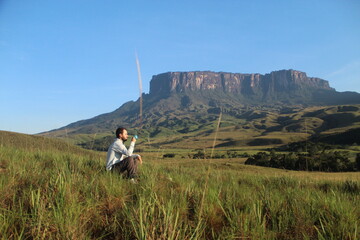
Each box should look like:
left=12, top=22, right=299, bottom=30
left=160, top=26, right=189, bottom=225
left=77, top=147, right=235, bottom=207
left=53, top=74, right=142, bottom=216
left=106, top=127, right=142, bottom=181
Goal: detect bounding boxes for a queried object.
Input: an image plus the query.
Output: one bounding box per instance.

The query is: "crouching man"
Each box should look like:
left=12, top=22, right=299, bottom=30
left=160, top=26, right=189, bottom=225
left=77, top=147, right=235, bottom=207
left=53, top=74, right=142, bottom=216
left=106, top=127, right=142, bottom=181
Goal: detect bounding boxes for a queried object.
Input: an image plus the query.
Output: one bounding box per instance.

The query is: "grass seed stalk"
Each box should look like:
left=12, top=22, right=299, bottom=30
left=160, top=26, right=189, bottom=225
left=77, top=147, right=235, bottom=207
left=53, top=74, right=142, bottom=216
left=135, top=51, right=143, bottom=126
left=211, top=111, right=222, bottom=158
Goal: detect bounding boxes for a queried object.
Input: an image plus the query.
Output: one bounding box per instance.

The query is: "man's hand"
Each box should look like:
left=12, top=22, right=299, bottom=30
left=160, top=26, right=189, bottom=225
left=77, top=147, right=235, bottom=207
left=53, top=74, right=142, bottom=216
left=137, top=155, right=142, bottom=164
left=131, top=137, right=137, bottom=143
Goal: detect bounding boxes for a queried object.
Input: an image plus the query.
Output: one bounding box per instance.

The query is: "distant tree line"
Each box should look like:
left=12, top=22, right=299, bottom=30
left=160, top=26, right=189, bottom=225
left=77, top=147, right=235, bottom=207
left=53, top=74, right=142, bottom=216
left=191, top=150, right=250, bottom=159
left=245, top=151, right=360, bottom=172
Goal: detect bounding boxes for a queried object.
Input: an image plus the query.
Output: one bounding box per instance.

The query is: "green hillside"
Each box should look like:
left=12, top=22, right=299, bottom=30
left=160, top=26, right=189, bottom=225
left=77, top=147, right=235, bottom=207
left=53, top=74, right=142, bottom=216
left=42, top=103, right=360, bottom=151
left=0, top=131, right=100, bottom=156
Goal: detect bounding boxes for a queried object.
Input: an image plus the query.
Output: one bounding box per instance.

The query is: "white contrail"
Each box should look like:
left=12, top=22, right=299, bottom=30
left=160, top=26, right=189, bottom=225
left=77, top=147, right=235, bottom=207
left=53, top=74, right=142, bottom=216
left=326, top=61, right=360, bottom=78
left=135, top=51, right=143, bottom=125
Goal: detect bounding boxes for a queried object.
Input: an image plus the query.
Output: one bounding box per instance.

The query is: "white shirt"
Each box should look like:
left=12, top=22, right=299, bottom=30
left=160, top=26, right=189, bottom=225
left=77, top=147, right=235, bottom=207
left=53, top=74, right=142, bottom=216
left=106, top=138, right=136, bottom=170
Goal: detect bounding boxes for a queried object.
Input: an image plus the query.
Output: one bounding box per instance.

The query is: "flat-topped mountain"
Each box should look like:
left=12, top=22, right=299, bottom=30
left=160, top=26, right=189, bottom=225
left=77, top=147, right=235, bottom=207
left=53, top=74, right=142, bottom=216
left=148, top=69, right=360, bottom=106
left=150, top=70, right=333, bottom=96
left=40, top=69, right=360, bottom=149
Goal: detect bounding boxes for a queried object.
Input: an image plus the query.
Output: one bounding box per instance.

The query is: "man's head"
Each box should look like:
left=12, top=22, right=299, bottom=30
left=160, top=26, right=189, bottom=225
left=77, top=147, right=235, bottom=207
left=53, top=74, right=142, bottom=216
left=116, top=127, right=128, bottom=141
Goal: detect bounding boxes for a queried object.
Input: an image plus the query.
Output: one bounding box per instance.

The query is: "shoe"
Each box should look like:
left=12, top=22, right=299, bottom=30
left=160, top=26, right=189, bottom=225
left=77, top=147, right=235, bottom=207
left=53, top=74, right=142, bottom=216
left=130, top=178, right=138, bottom=184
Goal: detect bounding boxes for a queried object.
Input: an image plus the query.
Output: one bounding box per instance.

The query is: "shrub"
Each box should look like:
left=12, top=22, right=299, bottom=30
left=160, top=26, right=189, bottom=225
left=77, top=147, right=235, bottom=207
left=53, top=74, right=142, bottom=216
left=356, top=153, right=360, bottom=170
left=193, top=150, right=206, bottom=159
left=163, top=153, right=176, bottom=158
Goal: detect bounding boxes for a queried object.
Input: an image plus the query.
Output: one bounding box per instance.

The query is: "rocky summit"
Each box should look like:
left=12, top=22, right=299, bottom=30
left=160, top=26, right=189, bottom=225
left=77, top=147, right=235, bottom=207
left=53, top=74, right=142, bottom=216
left=150, top=70, right=333, bottom=96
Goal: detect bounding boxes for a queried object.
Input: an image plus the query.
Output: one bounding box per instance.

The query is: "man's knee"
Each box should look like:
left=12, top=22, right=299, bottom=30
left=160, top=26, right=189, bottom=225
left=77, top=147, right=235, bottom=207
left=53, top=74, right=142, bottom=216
left=125, top=157, right=137, bottom=166
left=131, top=157, right=138, bottom=166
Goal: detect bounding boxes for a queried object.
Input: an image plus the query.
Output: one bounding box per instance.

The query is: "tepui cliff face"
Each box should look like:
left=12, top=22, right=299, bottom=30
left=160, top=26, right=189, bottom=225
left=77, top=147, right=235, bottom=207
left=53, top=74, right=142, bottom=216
left=149, top=70, right=334, bottom=96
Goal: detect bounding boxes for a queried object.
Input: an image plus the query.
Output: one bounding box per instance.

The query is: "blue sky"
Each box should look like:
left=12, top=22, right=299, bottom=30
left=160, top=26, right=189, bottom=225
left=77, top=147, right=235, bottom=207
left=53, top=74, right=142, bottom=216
left=1, top=0, right=359, bottom=134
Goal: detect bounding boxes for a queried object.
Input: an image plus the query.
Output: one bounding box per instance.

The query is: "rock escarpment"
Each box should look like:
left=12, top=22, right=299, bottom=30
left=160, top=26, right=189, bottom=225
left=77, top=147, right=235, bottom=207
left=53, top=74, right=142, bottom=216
left=149, top=70, right=334, bottom=97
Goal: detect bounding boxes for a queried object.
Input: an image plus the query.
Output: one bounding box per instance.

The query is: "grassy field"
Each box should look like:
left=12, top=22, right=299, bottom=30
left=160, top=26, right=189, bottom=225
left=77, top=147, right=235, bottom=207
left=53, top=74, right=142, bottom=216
left=0, top=131, right=359, bottom=239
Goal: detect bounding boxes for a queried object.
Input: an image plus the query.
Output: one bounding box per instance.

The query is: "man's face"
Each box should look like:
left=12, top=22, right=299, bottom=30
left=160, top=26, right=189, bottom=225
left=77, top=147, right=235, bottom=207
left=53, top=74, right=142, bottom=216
left=120, top=129, right=128, bottom=141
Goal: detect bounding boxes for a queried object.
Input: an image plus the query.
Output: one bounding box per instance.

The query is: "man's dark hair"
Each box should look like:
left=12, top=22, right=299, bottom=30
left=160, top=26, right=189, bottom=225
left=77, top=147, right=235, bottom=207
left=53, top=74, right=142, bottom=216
left=116, top=127, right=126, bottom=138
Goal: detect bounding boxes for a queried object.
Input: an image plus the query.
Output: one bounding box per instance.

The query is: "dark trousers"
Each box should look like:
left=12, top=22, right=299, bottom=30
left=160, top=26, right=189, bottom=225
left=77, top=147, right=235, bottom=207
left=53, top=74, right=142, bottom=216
left=112, top=156, right=138, bottom=179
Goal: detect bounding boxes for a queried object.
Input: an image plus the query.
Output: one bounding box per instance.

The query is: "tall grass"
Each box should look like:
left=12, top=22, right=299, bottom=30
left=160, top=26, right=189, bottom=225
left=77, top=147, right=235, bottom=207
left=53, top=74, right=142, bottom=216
left=0, top=139, right=359, bottom=239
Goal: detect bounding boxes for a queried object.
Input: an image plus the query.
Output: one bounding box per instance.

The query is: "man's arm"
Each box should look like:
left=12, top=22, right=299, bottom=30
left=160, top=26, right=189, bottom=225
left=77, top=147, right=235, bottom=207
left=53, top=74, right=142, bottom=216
left=113, top=140, right=135, bottom=157
left=129, top=137, right=142, bottom=164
